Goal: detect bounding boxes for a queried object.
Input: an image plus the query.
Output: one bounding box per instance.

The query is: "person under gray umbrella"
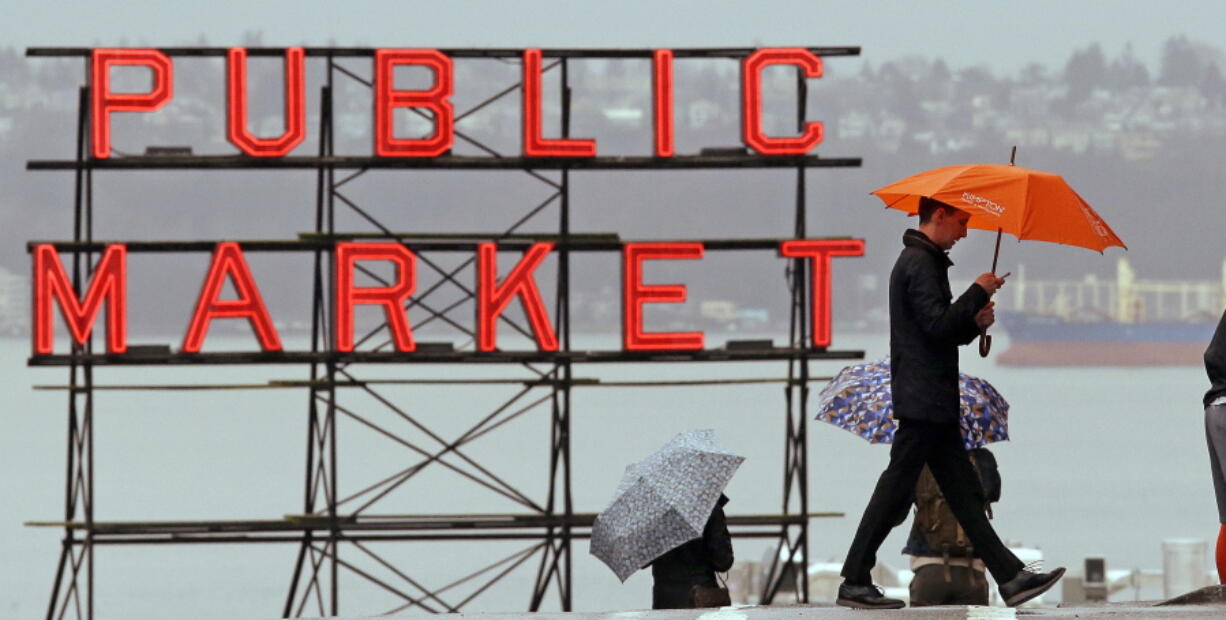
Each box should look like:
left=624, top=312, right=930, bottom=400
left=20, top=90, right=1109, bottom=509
left=590, top=429, right=742, bottom=608
left=649, top=493, right=734, bottom=609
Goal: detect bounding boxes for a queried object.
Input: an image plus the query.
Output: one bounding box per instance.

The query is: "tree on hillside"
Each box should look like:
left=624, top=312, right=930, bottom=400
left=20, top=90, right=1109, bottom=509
left=1159, top=35, right=1202, bottom=87
left=930, top=59, right=951, bottom=84
left=1063, top=43, right=1107, bottom=101
left=1106, top=43, right=1150, bottom=90
left=954, top=65, right=1009, bottom=112
left=1018, top=62, right=1047, bottom=84
left=858, top=60, right=876, bottom=82
left=1201, top=63, right=1226, bottom=106
left=914, top=58, right=953, bottom=100
left=877, top=61, right=922, bottom=124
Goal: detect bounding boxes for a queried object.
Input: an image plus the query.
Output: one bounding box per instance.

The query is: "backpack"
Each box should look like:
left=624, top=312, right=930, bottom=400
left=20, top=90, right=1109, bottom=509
left=913, top=449, right=999, bottom=560
left=970, top=447, right=1001, bottom=504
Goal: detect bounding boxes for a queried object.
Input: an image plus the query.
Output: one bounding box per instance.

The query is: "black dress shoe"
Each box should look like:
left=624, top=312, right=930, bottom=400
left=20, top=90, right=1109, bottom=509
left=836, top=582, right=905, bottom=609
left=999, top=566, right=1066, bottom=607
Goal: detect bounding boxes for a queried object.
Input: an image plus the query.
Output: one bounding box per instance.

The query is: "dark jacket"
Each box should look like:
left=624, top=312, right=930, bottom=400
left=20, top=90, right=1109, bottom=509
left=890, top=230, right=989, bottom=423
left=651, top=494, right=734, bottom=609
left=1206, top=308, right=1226, bottom=407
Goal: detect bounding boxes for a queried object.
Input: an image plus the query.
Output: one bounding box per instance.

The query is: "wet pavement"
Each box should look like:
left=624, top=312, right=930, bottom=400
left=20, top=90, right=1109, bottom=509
left=317, top=586, right=1226, bottom=619
left=322, top=600, right=1224, bottom=620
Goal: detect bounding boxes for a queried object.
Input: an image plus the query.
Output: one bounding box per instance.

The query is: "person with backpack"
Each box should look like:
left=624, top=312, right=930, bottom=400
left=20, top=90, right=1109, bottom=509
left=903, top=448, right=1001, bottom=606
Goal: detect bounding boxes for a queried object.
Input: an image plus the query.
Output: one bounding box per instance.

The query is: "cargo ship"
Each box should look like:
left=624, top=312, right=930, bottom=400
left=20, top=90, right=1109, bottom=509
left=991, top=258, right=1223, bottom=366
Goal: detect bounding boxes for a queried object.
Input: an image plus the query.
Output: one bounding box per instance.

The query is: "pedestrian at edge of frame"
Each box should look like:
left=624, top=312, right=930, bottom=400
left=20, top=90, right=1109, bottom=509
left=1203, top=306, right=1226, bottom=584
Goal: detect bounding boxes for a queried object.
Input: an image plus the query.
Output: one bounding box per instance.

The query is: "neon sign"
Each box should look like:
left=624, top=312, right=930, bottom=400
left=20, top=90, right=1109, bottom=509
left=36, top=45, right=865, bottom=357
left=33, top=240, right=863, bottom=355
left=87, top=47, right=828, bottom=159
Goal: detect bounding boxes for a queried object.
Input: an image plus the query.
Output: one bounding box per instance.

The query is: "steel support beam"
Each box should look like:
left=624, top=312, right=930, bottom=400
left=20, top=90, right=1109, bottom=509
left=32, top=47, right=862, bottom=619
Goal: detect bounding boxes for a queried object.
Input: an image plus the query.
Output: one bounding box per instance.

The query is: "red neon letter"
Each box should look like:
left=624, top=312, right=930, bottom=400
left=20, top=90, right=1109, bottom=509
left=374, top=49, right=454, bottom=157
left=33, top=244, right=127, bottom=354
left=226, top=47, right=306, bottom=157
left=182, top=243, right=282, bottom=353
left=477, top=242, right=558, bottom=352
left=335, top=243, right=416, bottom=352
left=779, top=239, right=865, bottom=347
left=741, top=48, right=824, bottom=155
left=622, top=243, right=704, bottom=351
left=522, top=49, right=596, bottom=157
left=652, top=49, right=675, bottom=157
left=91, top=49, right=173, bottom=159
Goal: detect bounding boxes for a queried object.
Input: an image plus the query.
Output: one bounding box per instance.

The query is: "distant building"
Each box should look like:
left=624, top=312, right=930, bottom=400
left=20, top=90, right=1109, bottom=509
left=1118, top=132, right=1161, bottom=161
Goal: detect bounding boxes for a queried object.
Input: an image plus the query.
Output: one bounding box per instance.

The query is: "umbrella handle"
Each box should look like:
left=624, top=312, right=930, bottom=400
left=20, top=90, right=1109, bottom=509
left=981, top=226, right=1002, bottom=358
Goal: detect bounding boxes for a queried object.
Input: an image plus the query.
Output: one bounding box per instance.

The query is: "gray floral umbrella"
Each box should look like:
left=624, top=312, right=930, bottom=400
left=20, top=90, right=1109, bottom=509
left=590, top=429, right=744, bottom=582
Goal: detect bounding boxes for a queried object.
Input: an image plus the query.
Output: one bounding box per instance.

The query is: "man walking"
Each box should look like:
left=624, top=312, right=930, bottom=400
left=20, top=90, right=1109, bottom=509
left=836, top=197, right=1064, bottom=609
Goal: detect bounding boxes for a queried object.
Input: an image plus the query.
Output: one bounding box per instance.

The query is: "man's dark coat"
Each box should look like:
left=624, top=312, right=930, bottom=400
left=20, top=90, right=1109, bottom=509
left=890, top=230, right=989, bottom=423
left=1206, top=308, right=1226, bottom=407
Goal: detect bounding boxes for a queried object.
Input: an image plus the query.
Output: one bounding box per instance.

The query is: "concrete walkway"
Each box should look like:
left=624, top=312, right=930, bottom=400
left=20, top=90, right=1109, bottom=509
left=314, top=586, right=1226, bottom=619
left=320, top=601, right=1224, bottom=620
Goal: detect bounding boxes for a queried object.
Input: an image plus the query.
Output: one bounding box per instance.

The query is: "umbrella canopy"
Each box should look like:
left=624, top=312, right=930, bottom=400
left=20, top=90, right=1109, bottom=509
left=590, top=429, right=744, bottom=582
left=871, top=163, right=1126, bottom=253
left=816, top=359, right=1009, bottom=450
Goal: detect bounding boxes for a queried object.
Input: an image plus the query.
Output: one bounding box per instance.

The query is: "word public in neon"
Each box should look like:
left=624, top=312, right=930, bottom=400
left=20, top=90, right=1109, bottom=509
left=89, top=47, right=827, bottom=159
left=32, top=241, right=863, bottom=355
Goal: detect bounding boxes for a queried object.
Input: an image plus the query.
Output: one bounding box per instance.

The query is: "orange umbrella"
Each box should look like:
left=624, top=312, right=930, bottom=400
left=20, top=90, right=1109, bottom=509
left=871, top=163, right=1126, bottom=254
left=871, top=157, right=1126, bottom=355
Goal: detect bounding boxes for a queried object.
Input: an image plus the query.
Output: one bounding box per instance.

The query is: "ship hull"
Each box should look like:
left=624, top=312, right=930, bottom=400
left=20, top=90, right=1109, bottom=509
left=997, top=312, right=1215, bottom=367
left=997, top=341, right=1207, bottom=366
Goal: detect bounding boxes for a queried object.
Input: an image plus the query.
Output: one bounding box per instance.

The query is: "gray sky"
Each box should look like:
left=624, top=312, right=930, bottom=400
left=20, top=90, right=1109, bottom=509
left=6, top=0, right=1226, bottom=75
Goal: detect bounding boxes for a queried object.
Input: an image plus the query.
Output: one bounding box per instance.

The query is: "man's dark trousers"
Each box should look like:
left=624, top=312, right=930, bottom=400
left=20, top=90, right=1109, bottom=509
left=841, top=419, right=1024, bottom=584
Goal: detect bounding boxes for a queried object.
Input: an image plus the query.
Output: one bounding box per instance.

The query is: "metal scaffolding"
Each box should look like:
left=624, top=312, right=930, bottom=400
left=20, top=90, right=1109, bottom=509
left=26, top=46, right=862, bottom=619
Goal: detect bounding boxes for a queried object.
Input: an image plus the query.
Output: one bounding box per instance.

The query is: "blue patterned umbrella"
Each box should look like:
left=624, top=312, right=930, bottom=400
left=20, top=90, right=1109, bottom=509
left=590, top=429, right=744, bottom=582
left=816, top=359, right=1009, bottom=450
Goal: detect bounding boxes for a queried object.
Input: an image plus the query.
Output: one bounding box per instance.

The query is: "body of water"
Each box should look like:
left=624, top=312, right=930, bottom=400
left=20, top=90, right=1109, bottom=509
left=1, top=331, right=1216, bottom=617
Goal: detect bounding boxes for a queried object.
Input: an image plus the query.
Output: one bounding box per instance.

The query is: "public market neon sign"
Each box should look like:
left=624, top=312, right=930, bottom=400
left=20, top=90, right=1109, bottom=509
left=35, top=46, right=864, bottom=357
